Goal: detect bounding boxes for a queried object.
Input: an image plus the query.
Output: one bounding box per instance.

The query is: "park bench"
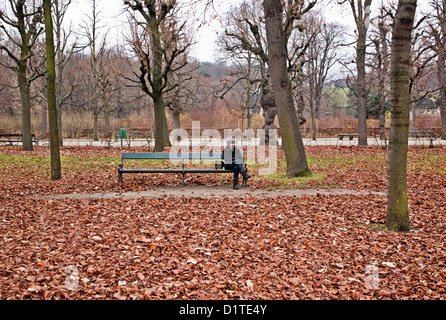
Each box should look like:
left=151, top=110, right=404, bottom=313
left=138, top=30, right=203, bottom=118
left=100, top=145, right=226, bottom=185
left=123, top=130, right=153, bottom=147
left=127, top=130, right=152, bottom=139
left=117, top=152, right=248, bottom=187
left=0, top=133, right=39, bottom=145
left=338, top=133, right=358, bottom=140
left=409, top=130, right=436, bottom=147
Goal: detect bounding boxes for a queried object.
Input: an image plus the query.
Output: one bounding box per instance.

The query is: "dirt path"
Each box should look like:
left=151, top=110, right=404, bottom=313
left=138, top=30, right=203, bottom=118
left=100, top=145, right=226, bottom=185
left=38, top=186, right=386, bottom=200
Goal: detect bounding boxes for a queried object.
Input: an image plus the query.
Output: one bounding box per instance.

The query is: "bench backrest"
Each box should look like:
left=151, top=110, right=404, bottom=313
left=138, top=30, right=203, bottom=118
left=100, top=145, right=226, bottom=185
left=409, top=130, right=435, bottom=136
left=0, top=133, right=35, bottom=137
left=121, top=152, right=243, bottom=161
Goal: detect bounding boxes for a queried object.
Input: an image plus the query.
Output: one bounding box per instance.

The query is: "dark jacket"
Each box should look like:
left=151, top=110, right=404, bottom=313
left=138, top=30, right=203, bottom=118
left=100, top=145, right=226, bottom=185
left=222, top=145, right=243, bottom=166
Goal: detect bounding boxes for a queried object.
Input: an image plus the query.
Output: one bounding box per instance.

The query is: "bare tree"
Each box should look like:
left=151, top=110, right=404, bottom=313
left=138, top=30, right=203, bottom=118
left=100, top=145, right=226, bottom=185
left=53, top=0, right=79, bottom=146
left=338, top=0, right=373, bottom=146
left=43, top=0, right=61, bottom=179
left=97, top=48, right=122, bottom=136
left=221, top=1, right=276, bottom=144
left=217, top=50, right=262, bottom=130
left=80, top=0, right=104, bottom=141
left=0, top=0, right=44, bottom=151
left=428, top=0, right=446, bottom=139
left=386, top=0, right=417, bottom=232
left=408, top=27, right=436, bottom=130
left=164, top=58, right=200, bottom=131
left=124, top=0, right=194, bottom=151
left=303, top=14, right=345, bottom=140
left=263, top=0, right=311, bottom=177
left=369, top=4, right=391, bottom=140
left=221, top=0, right=316, bottom=145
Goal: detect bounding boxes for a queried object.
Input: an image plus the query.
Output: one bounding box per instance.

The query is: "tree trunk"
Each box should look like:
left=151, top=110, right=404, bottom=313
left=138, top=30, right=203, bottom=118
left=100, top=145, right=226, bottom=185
left=17, top=5, right=33, bottom=152
left=104, top=103, right=111, bottom=135
left=55, top=6, right=64, bottom=147
left=93, top=106, right=99, bottom=141
left=153, top=95, right=170, bottom=151
left=172, top=110, right=181, bottom=130
left=386, top=0, right=417, bottom=232
left=438, top=45, right=446, bottom=140
left=91, top=0, right=99, bottom=142
left=41, top=104, right=48, bottom=136
left=44, top=0, right=61, bottom=180
left=151, top=20, right=170, bottom=151
left=309, top=74, right=317, bottom=140
left=56, top=52, right=64, bottom=146
left=377, top=23, right=389, bottom=141
left=410, top=101, right=417, bottom=130
left=378, top=51, right=387, bottom=139
left=356, top=30, right=368, bottom=146
left=259, top=79, right=277, bottom=145
left=378, top=93, right=386, bottom=140
left=263, top=0, right=311, bottom=177
left=18, top=72, right=33, bottom=151
left=348, top=0, right=372, bottom=147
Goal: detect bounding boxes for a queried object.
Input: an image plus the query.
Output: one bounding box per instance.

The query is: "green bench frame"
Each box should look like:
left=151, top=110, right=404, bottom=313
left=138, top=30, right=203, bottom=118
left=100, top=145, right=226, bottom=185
left=117, top=152, right=248, bottom=187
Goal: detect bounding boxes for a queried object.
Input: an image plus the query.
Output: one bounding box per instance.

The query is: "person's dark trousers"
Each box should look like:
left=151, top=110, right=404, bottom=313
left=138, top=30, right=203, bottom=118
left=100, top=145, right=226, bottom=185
left=225, top=164, right=248, bottom=189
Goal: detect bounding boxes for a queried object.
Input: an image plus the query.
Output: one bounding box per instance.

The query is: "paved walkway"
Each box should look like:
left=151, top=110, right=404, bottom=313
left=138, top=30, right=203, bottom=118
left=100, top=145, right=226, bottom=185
left=38, top=186, right=386, bottom=200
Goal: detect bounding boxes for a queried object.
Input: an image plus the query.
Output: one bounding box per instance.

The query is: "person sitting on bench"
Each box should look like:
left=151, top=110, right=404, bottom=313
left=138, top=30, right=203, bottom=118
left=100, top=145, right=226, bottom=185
left=222, top=139, right=251, bottom=190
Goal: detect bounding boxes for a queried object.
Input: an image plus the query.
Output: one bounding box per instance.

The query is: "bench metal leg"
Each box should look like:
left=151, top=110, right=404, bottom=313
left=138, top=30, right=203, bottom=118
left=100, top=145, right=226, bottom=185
left=117, top=164, right=123, bottom=183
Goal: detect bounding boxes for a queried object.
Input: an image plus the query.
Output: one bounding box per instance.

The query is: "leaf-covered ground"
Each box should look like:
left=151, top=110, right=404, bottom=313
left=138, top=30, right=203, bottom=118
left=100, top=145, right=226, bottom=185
left=0, top=145, right=445, bottom=299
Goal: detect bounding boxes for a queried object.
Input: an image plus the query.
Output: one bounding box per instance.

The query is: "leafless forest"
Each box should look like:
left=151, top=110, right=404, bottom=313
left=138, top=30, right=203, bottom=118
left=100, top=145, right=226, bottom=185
left=0, top=0, right=444, bottom=143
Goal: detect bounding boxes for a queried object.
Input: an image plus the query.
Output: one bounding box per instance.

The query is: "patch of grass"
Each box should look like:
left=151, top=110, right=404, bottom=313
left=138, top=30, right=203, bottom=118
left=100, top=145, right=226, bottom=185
left=0, top=154, right=50, bottom=166
left=0, top=154, right=121, bottom=178
left=367, top=222, right=389, bottom=232
left=307, top=154, right=387, bottom=173
left=408, top=154, right=446, bottom=174
left=253, top=172, right=327, bottom=189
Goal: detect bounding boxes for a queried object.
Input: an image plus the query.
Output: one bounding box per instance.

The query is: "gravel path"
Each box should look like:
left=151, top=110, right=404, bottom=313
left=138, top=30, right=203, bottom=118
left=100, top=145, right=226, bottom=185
left=38, top=186, right=386, bottom=199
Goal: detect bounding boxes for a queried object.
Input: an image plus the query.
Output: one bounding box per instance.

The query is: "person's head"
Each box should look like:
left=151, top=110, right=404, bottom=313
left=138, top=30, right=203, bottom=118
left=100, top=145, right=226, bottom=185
left=226, top=138, right=235, bottom=148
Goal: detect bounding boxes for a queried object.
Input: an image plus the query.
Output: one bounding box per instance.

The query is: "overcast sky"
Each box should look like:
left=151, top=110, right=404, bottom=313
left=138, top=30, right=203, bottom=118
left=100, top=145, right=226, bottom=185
left=65, top=0, right=431, bottom=63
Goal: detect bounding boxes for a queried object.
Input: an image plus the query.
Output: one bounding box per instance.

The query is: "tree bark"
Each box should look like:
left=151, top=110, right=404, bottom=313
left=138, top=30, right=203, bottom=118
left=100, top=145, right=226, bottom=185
left=17, top=4, right=33, bottom=151
left=356, top=30, right=368, bottom=146
left=431, top=0, right=446, bottom=139
left=347, top=0, right=373, bottom=146
left=153, top=94, right=170, bottom=151
left=44, top=0, right=62, bottom=180
left=41, top=104, right=48, bottom=136
left=386, top=0, right=417, bottom=232
left=375, top=20, right=389, bottom=140
left=1, top=1, right=43, bottom=151
left=437, top=38, right=446, bottom=140
left=18, top=71, right=33, bottom=151
left=172, top=109, right=181, bottom=130
left=259, top=78, right=277, bottom=145
left=263, top=0, right=310, bottom=177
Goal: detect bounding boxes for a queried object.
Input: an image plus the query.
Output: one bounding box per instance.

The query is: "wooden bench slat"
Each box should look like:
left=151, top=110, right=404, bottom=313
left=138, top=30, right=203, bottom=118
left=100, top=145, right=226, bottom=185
left=121, top=152, right=223, bottom=160
left=119, top=169, right=235, bottom=173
